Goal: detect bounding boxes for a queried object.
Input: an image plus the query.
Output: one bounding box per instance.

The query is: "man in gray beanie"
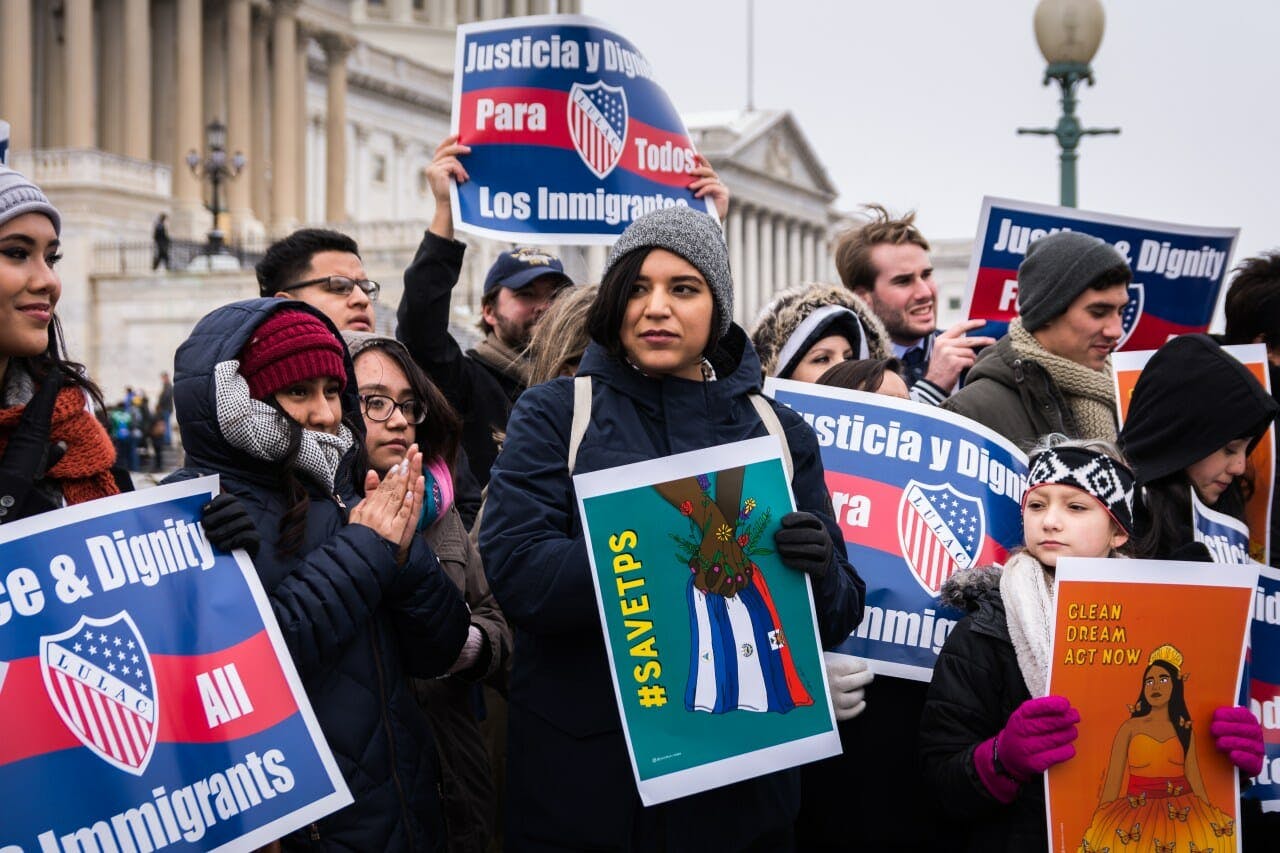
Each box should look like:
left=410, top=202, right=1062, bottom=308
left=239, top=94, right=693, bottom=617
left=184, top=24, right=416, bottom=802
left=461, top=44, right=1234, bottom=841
left=943, top=230, right=1132, bottom=448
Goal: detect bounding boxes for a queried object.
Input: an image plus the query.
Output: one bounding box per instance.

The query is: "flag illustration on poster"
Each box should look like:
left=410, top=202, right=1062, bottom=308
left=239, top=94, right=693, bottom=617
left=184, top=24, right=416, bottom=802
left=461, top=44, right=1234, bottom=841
left=0, top=478, right=350, bottom=852
left=574, top=436, right=839, bottom=805
left=764, top=379, right=1028, bottom=680
left=40, top=611, right=158, bottom=775
left=1246, top=564, right=1280, bottom=811
left=960, top=196, right=1238, bottom=351
left=451, top=15, right=714, bottom=243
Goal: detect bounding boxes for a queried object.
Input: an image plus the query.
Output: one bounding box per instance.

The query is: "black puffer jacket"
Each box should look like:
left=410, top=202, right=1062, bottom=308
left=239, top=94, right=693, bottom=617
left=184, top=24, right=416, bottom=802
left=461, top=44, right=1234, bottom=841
left=919, top=560, right=1047, bottom=853
left=169, top=298, right=470, bottom=851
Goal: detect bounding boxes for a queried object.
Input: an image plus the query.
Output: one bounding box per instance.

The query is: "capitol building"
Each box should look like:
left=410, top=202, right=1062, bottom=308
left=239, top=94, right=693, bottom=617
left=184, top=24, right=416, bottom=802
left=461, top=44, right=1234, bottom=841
left=1, top=0, right=970, bottom=401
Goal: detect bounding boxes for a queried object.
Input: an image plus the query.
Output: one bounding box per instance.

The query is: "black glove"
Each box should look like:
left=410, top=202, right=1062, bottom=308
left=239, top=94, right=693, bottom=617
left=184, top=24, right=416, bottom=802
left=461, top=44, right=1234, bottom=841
left=0, top=369, right=63, bottom=523
left=773, top=511, right=833, bottom=578
left=201, top=493, right=261, bottom=558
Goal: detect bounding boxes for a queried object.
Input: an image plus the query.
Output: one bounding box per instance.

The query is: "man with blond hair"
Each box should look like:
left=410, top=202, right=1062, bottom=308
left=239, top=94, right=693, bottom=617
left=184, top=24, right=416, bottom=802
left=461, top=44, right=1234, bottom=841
left=835, top=204, right=993, bottom=405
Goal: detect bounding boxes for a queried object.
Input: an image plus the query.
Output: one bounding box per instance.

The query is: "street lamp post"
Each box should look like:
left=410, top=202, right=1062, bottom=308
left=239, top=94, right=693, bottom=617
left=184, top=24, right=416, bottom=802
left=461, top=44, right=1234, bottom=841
left=186, top=119, right=245, bottom=254
left=1017, top=0, right=1120, bottom=208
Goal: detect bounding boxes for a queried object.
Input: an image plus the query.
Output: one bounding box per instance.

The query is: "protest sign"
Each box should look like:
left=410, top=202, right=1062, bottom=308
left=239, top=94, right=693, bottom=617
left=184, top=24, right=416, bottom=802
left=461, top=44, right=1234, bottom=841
left=450, top=15, right=714, bottom=243
left=1045, top=557, right=1256, bottom=853
left=764, top=379, right=1027, bottom=680
left=1192, top=488, right=1253, bottom=565
left=0, top=478, right=350, bottom=852
left=1247, top=564, right=1280, bottom=812
left=1113, top=343, right=1274, bottom=564
left=574, top=436, right=838, bottom=805
left=961, top=197, right=1238, bottom=351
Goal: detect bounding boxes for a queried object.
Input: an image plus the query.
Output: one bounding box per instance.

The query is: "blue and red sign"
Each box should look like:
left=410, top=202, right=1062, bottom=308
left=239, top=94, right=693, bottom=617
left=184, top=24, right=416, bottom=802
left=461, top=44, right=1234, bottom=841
left=1246, top=565, right=1280, bottom=811
left=764, top=379, right=1029, bottom=680
left=962, top=197, right=1238, bottom=351
left=0, top=478, right=350, bottom=851
left=451, top=15, right=714, bottom=243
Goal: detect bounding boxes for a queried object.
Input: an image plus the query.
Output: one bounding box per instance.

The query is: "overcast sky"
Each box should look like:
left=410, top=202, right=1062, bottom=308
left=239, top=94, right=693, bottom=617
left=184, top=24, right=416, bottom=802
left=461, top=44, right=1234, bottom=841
left=581, top=0, right=1279, bottom=266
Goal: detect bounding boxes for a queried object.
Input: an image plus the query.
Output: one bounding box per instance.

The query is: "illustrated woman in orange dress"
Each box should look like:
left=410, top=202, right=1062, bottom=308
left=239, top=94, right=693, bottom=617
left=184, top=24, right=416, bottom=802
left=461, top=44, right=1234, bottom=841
left=1078, top=645, right=1235, bottom=853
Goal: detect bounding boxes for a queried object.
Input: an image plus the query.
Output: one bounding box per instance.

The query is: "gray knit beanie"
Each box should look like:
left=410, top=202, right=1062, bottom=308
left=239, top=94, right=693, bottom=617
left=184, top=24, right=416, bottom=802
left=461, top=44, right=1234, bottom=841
left=1017, top=230, right=1129, bottom=331
left=0, top=166, right=60, bottom=236
left=603, top=205, right=732, bottom=336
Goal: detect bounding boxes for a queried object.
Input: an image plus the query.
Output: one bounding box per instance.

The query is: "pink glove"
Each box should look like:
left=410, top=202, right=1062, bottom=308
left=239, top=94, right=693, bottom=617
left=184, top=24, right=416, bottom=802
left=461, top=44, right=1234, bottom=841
left=974, top=696, right=1079, bottom=803
left=1210, top=705, right=1265, bottom=777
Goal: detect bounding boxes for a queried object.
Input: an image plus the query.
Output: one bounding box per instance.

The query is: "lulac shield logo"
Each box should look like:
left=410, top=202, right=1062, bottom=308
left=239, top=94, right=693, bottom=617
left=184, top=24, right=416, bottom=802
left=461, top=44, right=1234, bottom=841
left=40, top=611, right=158, bottom=775
left=897, top=481, right=985, bottom=596
left=567, top=81, right=628, bottom=179
left=1116, top=281, right=1144, bottom=349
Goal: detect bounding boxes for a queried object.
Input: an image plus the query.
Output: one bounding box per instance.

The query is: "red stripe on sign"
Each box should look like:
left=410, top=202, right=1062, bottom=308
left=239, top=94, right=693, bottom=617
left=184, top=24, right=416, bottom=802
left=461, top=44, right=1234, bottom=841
left=967, top=267, right=1022, bottom=322
left=1120, top=312, right=1204, bottom=352
left=458, top=86, right=699, bottom=188
left=825, top=470, right=907, bottom=554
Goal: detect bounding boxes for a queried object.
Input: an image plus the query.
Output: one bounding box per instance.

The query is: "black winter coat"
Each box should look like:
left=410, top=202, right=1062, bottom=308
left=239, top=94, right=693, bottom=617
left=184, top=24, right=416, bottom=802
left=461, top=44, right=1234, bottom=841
left=479, top=327, right=865, bottom=852
left=397, top=232, right=524, bottom=488
left=919, top=562, right=1047, bottom=853
left=169, top=299, right=470, bottom=852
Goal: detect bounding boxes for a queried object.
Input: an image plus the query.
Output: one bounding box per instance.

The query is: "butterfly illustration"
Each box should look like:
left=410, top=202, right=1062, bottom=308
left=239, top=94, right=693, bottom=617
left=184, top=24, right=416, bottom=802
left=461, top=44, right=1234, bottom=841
left=1081, top=839, right=1111, bottom=853
left=1153, top=839, right=1176, bottom=853
left=1209, top=819, right=1234, bottom=837
left=1126, top=702, right=1139, bottom=714
left=1115, top=822, right=1141, bottom=844
left=1165, top=781, right=1184, bottom=795
left=1177, top=717, right=1193, bottom=730
left=1126, top=792, right=1147, bottom=808
left=1167, top=803, right=1191, bottom=821
left=1189, top=843, right=1213, bottom=853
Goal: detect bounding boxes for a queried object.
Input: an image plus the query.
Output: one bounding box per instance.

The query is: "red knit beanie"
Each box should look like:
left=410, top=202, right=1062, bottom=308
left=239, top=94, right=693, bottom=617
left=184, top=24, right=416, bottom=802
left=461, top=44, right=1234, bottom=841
left=239, top=309, right=347, bottom=400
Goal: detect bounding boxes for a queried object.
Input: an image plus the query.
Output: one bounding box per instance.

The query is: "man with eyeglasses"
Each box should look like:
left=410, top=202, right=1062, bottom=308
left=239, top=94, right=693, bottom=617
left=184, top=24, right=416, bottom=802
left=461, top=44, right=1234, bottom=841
left=396, top=135, right=573, bottom=488
left=257, top=228, right=379, bottom=333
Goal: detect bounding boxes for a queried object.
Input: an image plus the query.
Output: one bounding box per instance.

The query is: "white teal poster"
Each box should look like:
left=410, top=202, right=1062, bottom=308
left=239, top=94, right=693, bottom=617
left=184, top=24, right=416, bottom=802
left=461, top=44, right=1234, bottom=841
left=574, top=436, right=839, bottom=805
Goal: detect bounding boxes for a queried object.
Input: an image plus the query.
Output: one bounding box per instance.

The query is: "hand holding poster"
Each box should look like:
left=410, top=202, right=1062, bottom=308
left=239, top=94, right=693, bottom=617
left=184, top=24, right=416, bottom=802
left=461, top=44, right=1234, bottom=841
left=1045, top=557, right=1256, bottom=853
left=0, top=479, right=350, bottom=851
left=764, top=378, right=1028, bottom=679
left=573, top=436, right=838, bottom=805
left=451, top=15, right=714, bottom=243
left=962, top=197, right=1238, bottom=350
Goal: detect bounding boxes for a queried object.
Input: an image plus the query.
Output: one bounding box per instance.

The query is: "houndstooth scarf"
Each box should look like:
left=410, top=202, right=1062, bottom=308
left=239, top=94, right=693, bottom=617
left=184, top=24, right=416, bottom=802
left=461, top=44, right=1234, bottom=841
left=1009, top=318, right=1118, bottom=442
left=1000, top=550, right=1056, bottom=699
left=214, top=360, right=354, bottom=492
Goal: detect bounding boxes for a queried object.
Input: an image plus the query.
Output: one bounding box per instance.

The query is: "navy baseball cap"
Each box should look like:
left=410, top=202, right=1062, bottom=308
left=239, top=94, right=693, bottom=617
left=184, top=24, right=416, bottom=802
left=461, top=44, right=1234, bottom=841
left=483, top=247, right=573, bottom=295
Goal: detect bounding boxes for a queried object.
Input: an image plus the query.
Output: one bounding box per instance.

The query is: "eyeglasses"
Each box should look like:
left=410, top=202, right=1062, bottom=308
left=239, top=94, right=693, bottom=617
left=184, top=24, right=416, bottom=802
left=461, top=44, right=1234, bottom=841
left=360, top=394, right=426, bottom=424
left=285, top=275, right=381, bottom=302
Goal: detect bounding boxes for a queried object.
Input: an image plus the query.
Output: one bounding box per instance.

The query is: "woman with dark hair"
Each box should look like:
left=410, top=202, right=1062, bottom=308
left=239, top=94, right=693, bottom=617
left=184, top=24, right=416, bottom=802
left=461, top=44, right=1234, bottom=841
left=816, top=356, right=910, bottom=398
left=480, top=205, right=864, bottom=851
left=169, top=300, right=469, bottom=850
left=1120, top=334, right=1279, bottom=559
left=344, top=330, right=512, bottom=853
left=0, top=165, right=130, bottom=522
left=749, top=282, right=891, bottom=383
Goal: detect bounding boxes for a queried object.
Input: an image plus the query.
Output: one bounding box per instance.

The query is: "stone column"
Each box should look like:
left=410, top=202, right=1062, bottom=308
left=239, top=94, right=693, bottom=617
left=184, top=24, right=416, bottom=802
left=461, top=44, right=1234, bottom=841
left=816, top=229, right=831, bottom=281
left=789, top=222, right=803, bottom=284
left=801, top=226, right=816, bottom=283
left=756, top=213, right=772, bottom=323
left=122, top=0, right=152, bottom=160
left=250, top=10, right=271, bottom=227
left=173, top=0, right=204, bottom=216
left=442, top=0, right=457, bottom=28
left=225, top=0, right=253, bottom=234
left=322, top=34, right=352, bottom=224
left=271, top=0, right=299, bottom=233
left=296, top=32, right=309, bottom=223
left=512, top=0, right=530, bottom=14
left=351, top=125, right=368, bottom=215
left=742, top=208, right=758, bottom=326
left=64, top=0, right=94, bottom=148
left=727, top=205, right=744, bottom=325
left=0, top=0, right=33, bottom=153
left=773, top=216, right=789, bottom=299
left=480, top=0, right=502, bottom=20
left=389, top=0, right=413, bottom=22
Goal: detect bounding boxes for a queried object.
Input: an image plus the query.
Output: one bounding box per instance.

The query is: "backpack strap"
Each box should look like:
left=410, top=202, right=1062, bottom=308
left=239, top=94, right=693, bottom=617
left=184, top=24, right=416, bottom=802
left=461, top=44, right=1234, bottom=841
left=749, top=393, right=794, bottom=481
left=568, top=375, right=592, bottom=475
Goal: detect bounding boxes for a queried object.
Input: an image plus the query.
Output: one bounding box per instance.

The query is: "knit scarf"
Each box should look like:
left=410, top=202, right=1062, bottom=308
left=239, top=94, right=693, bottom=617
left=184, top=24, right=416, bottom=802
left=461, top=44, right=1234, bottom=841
left=213, top=360, right=354, bottom=493
left=0, top=367, right=119, bottom=507
left=1009, top=318, right=1118, bottom=441
left=416, top=455, right=455, bottom=532
left=470, top=334, right=530, bottom=388
left=999, top=550, right=1056, bottom=698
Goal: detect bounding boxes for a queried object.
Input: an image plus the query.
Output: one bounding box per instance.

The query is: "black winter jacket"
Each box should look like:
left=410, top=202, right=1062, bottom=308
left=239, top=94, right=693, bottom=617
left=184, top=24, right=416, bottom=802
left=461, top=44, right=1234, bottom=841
left=397, top=232, right=524, bottom=487
left=169, top=299, right=470, bottom=851
left=479, top=326, right=865, bottom=851
left=919, top=562, right=1047, bottom=853
left=942, top=335, right=1081, bottom=450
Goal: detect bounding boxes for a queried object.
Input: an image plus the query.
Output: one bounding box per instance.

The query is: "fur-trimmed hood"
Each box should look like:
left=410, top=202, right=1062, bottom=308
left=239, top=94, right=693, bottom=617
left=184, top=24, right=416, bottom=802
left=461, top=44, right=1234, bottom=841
left=939, top=563, right=1004, bottom=612
left=750, top=283, right=892, bottom=378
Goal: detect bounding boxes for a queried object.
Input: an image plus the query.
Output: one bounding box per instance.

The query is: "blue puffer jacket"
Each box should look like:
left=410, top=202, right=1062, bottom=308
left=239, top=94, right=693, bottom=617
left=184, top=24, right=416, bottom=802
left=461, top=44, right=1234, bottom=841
left=169, top=299, right=470, bottom=851
left=480, top=325, right=865, bottom=852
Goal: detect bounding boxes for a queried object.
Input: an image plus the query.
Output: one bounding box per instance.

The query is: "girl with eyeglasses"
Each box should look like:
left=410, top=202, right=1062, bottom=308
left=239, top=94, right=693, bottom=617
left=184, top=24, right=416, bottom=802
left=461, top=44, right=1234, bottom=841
left=169, top=300, right=470, bottom=850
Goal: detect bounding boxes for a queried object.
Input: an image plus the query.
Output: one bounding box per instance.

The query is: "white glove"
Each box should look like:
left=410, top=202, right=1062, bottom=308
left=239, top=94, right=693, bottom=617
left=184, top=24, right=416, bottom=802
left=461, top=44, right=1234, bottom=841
left=824, top=652, right=873, bottom=721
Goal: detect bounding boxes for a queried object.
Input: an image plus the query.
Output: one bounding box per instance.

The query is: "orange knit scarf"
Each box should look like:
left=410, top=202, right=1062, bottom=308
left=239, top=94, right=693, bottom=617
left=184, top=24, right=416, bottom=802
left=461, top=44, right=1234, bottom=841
left=0, top=386, right=120, bottom=506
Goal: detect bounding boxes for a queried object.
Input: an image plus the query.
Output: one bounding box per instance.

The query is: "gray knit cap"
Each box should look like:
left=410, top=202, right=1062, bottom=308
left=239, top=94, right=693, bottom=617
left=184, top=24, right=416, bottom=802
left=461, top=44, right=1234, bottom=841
left=603, top=205, right=732, bottom=336
left=341, top=330, right=410, bottom=362
left=1017, top=230, right=1129, bottom=331
left=0, top=166, right=60, bottom=236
